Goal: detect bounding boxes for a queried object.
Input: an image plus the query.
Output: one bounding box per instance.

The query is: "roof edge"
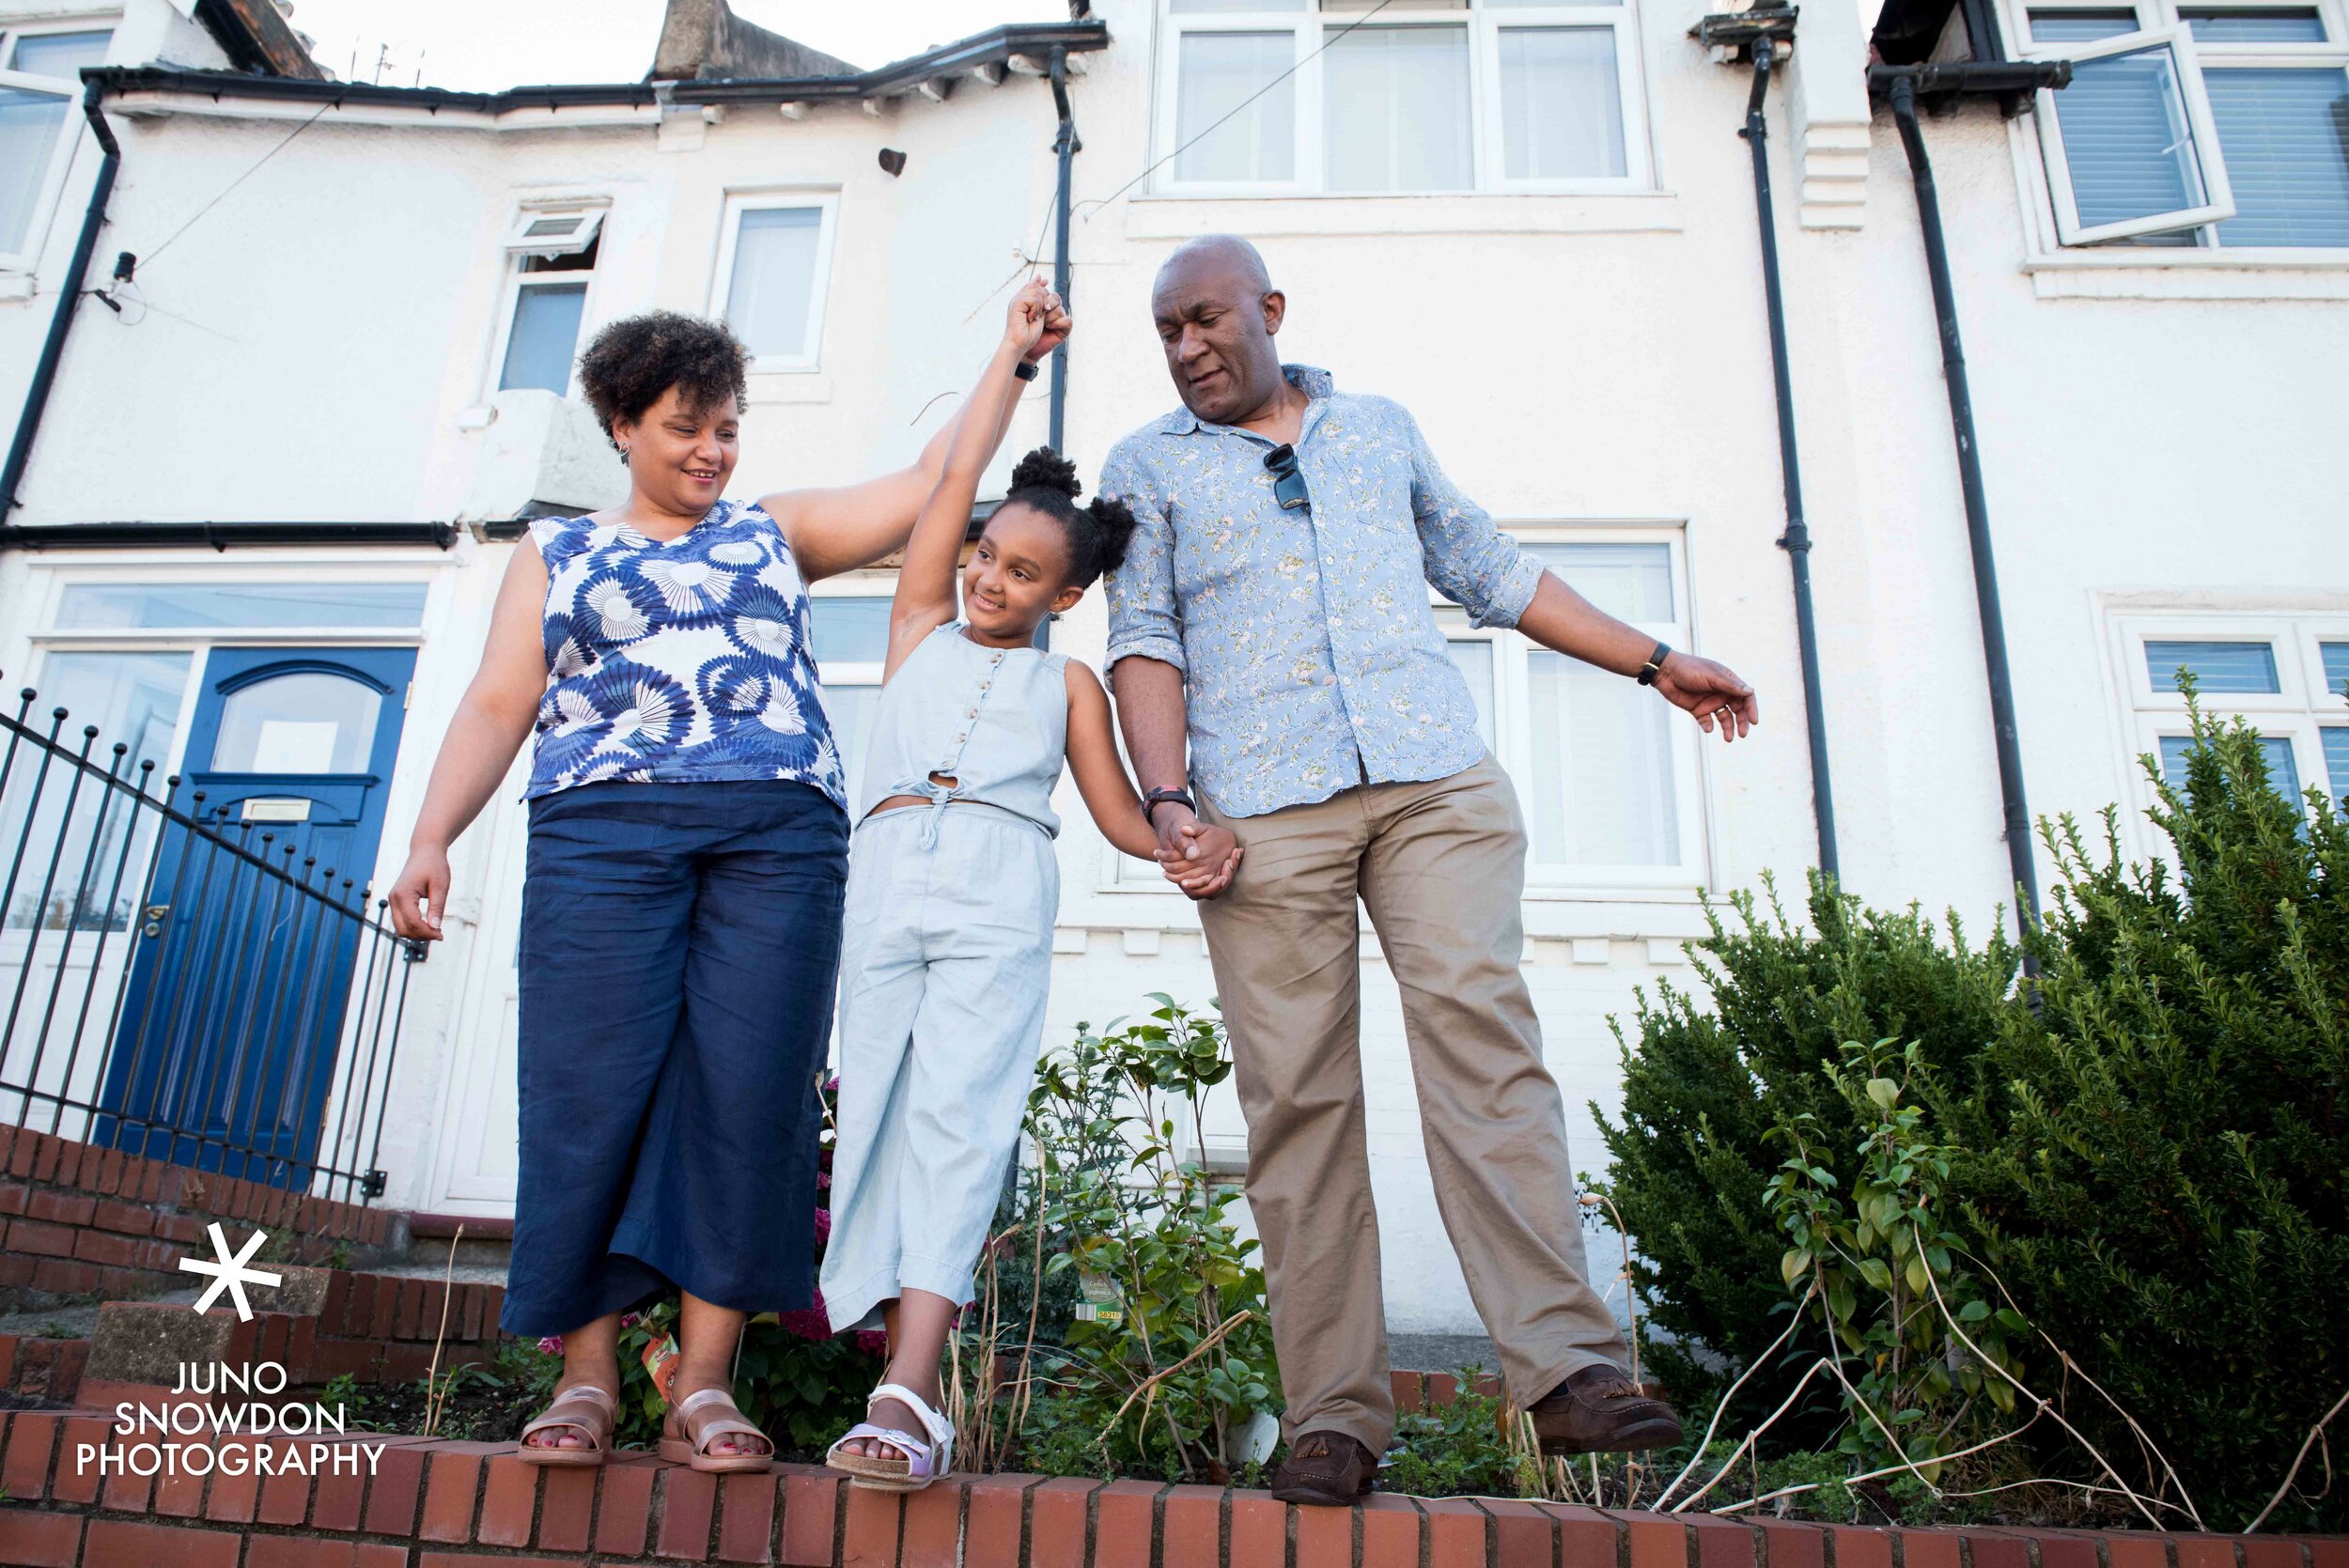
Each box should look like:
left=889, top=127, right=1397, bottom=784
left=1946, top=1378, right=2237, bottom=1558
left=191, top=0, right=329, bottom=81
left=89, top=20, right=1107, bottom=115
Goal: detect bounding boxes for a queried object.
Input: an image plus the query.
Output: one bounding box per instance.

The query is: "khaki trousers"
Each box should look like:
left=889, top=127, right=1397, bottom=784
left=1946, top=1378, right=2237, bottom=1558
left=1197, top=755, right=1627, bottom=1453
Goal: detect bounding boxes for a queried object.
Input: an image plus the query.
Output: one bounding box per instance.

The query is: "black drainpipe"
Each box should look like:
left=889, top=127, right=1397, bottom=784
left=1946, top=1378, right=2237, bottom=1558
left=1877, top=64, right=2065, bottom=936
left=1046, top=46, right=1079, bottom=455
left=3, top=82, right=119, bottom=518
left=1693, top=6, right=1839, bottom=882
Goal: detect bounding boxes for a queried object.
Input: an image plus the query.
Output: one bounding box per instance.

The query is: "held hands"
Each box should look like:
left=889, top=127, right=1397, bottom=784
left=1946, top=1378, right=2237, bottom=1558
left=1152, top=809, right=1243, bottom=901
left=1004, top=277, right=1072, bottom=365
left=1653, top=652, right=1760, bottom=743
left=386, top=845, right=451, bottom=942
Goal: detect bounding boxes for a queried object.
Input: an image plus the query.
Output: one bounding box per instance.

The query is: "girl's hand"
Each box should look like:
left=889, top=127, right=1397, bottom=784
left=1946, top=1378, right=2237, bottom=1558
left=1003, top=278, right=1066, bottom=361
left=1159, top=827, right=1243, bottom=900
left=387, top=845, right=452, bottom=941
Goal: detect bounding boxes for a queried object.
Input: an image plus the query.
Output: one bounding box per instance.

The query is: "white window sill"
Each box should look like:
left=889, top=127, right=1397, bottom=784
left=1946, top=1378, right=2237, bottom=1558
left=0, top=272, right=34, bottom=303
left=2022, top=248, right=2349, bottom=300
left=1124, top=191, right=1682, bottom=240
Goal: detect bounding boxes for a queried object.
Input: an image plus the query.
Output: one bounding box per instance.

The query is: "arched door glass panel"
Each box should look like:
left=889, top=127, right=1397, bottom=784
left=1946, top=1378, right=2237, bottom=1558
left=210, top=673, right=383, bottom=774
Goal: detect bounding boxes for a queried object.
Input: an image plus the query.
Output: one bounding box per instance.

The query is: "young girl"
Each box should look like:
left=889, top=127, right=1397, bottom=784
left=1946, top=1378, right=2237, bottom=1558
left=820, top=280, right=1241, bottom=1490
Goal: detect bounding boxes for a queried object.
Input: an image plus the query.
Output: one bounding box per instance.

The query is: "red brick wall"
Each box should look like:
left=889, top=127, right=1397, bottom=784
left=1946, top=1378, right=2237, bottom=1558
left=2, top=1408, right=2342, bottom=1568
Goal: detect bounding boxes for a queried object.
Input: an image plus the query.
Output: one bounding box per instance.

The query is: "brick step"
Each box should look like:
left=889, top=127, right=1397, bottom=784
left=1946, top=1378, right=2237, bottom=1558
left=3, top=1406, right=2341, bottom=1568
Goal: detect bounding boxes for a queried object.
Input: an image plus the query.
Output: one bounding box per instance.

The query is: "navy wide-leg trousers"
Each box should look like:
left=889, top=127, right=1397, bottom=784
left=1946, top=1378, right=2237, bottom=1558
left=501, top=780, right=848, bottom=1338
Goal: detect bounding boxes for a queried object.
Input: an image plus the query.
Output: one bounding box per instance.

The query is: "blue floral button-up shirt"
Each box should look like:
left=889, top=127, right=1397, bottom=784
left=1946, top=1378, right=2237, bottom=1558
left=1101, top=366, right=1545, bottom=819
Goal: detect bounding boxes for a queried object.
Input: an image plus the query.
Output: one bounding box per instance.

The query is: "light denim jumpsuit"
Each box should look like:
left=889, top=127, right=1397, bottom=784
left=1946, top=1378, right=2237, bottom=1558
left=820, top=621, right=1068, bottom=1333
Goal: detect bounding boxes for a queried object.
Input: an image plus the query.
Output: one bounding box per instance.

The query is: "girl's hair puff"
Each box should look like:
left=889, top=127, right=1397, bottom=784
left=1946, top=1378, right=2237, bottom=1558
left=999, top=447, right=1137, bottom=588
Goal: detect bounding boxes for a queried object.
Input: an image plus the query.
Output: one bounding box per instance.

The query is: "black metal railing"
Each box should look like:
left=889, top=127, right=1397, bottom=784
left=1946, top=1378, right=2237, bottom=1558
left=0, top=678, right=422, bottom=1204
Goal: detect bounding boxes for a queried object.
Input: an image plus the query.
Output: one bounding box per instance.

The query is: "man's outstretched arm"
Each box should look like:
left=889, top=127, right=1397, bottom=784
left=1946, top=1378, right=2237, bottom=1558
left=1514, top=573, right=1759, bottom=742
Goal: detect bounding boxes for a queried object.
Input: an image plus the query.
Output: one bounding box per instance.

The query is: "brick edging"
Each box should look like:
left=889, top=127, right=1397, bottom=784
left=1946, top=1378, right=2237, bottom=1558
left=5, top=1407, right=2343, bottom=1568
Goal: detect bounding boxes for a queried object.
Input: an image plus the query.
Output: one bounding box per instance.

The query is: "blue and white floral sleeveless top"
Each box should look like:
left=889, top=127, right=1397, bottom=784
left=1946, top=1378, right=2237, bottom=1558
left=524, top=500, right=846, bottom=806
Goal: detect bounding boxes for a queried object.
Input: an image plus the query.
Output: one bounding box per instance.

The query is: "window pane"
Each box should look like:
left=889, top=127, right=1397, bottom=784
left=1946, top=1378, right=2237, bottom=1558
left=1524, top=543, right=1673, bottom=622
left=2321, top=641, right=2349, bottom=695
left=821, top=681, right=879, bottom=799
left=2182, top=7, right=2326, bottom=40
left=725, top=206, right=825, bottom=360
left=2143, top=638, right=2279, bottom=692
left=2030, top=8, right=2143, bottom=39
left=807, top=597, right=894, bottom=664
left=8, top=29, right=111, bottom=77
left=2203, top=69, right=2349, bottom=248
left=1499, top=28, right=1626, bottom=180
left=54, top=582, right=428, bottom=629
left=1444, top=638, right=1496, bottom=753
left=0, top=85, right=70, bottom=255
left=0, top=650, right=187, bottom=931
left=211, top=675, right=381, bottom=774
left=2057, top=44, right=2213, bottom=230
left=1325, top=25, right=1471, bottom=192
left=1527, top=650, right=1679, bottom=866
left=1176, top=31, right=1296, bottom=182
left=2324, top=727, right=2349, bottom=806
left=498, top=280, right=587, bottom=394
left=1170, top=0, right=1304, bottom=8
left=2159, top=732, right=2299, bottom=798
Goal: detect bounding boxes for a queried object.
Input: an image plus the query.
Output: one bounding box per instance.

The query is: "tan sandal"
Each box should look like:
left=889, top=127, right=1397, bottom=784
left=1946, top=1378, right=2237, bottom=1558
left=518, top=1381, right=617, bottom=1467
left=658, top=1386, right=774, bottom=1474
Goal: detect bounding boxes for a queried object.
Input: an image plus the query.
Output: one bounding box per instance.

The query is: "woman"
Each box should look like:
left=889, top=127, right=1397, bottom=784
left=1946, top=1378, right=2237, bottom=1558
left=385, top=300, right=1065, bottom=1471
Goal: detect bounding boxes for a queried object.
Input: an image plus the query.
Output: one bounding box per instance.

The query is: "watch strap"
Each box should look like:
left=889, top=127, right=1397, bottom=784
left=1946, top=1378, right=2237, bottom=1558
left=1636, top=642, right=1672, bottom=687
left=1013, top=359, right=1040, bottom=382
left=1143, top=787, right=1196, bottom=824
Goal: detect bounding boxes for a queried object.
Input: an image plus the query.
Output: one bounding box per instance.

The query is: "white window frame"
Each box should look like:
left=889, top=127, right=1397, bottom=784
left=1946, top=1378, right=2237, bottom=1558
left=2015, top=0, right=2349, bottom=251
left=483, top=204, right=606, bottom=400
left=1152, top=0, right=1652, bottom=198
left=805, top=573, right=894, bottom=790
left=502, top=203, right=605, bottom=258
left=707, top=190, right=840, bottom=375
left=0, top=19, right=117, bottom=274
left=2108, top=612, right=2349, bottom=823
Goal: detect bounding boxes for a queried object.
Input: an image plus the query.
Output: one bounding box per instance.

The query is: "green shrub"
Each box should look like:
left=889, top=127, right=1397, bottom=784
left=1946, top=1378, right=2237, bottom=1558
left=1381, top=1370, right=1542, bottom=1498
left=1956, top=706, right=2349, bottom=1530
left=1590, top=875, right=2019, bottom=1441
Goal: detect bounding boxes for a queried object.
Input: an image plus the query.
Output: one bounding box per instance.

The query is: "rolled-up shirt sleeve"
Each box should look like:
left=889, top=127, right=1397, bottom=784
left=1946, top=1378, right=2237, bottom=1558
left=1401, top=407, right=1544, bottom=629
left=1100, top=444, right=1187, bottom=673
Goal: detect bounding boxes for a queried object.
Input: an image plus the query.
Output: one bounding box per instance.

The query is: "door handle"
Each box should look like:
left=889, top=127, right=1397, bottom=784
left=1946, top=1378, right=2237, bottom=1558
left=143, top=904, right=169, bottom=939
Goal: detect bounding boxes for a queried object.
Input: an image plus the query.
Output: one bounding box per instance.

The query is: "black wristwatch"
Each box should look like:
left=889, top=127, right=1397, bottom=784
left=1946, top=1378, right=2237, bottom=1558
left=1636, top=642, right=1672, bottom=687
left=1143, top=786, right=1196, bottom=825
left=1013, top=359, right=1040, bottom=381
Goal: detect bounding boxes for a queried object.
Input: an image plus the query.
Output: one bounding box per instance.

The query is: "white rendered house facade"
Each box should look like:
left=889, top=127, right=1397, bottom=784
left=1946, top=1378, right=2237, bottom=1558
left=0, top=0, right=2341, bottom=1339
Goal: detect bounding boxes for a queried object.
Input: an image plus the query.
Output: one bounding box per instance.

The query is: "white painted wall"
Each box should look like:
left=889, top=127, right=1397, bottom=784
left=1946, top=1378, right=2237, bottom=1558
left=2, top=0, right=2341, bottom=1340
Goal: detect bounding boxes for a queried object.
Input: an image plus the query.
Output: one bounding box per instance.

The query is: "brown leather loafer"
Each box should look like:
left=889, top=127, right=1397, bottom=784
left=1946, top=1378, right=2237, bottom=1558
left=1268, top=1430, right=1377, bottom=1506
left=1528, top=1365, right=1685, bottom=1454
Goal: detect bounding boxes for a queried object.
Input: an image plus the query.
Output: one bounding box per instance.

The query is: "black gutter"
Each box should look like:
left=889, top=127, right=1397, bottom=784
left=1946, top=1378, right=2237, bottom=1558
left=2, top=84, right=118, bottom=520
left=86, top=22, right=1110, bottom=117
left=1692, top=8, right=1838, bottom=881
left=1876, top=63, right=2065, bottom=937
left=0, top=520, right=459, bottom=551
left=1047, top=46, right=1080, bottom=455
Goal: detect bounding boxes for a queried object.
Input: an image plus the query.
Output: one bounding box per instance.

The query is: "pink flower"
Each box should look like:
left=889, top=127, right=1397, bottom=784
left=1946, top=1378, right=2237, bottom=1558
left=817, top=1171, right=832, bottom=1189
left=853, top=1330, right=888, bottom=1355
left=814, top=1208, right=832, bottom=1244
left=537, top=1336, right=564, bottom=1356
left=619, top=1312, right=645, bottom=1329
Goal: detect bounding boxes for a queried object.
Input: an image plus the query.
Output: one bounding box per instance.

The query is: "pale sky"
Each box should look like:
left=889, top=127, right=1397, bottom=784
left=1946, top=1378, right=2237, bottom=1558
left=283, top=2, right=1069, bottom=92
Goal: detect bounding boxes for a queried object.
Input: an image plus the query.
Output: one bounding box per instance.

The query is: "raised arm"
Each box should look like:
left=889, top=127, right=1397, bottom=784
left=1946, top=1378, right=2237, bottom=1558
left=767, top=287, right=1068, bottom=583
left=881, top=280, right=1061, bottom=681
left=386, top=540, right=552, bottom=939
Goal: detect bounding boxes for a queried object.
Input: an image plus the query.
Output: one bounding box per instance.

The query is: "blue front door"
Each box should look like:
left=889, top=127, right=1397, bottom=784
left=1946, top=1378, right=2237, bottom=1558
left=99, top=646, right=415, bottom=1187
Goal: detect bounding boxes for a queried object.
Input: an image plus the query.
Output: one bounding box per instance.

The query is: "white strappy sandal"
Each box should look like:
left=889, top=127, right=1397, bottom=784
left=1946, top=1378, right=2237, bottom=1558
left=823, top=1382, right=957, bottom=1492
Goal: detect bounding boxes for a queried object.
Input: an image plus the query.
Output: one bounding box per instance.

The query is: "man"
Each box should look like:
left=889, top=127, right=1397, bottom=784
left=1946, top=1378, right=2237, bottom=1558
left=1100, top=235, right=1760, bottom=1506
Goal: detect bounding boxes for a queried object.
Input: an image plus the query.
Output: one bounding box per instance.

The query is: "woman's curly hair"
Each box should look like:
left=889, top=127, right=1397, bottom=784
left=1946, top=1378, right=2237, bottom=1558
left=999, top=447, right=1138, bottom=588
left=576, top=311, right=749, bottom=452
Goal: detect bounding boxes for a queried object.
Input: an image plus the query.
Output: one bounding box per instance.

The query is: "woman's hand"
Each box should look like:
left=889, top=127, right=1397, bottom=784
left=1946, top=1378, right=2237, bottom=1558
left=1003, top=278, right=1068, bottom=364
left=387, top=844, right=452, bottom=941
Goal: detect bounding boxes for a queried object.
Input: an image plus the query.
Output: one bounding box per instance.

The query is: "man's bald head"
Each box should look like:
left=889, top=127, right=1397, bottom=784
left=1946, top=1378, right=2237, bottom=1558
left=1150, top=234, right=1288, bottom=427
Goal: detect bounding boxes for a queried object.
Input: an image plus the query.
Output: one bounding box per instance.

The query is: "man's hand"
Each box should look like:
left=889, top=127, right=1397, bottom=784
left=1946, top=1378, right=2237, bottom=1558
left=1653, top=652, right=1758, bottom=743
left=1159, top=823, right=1242, bottom=900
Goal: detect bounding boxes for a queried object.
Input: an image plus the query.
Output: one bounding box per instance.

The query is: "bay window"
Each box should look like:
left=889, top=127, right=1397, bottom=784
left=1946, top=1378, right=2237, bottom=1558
left=2022, top=0, right=2349, bottom=249
left=1159, top=0, right=1649, bottom=195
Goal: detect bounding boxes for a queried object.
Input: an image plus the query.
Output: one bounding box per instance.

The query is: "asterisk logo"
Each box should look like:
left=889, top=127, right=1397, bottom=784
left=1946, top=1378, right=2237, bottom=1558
left=179, top=1223, right=283, bottom=1322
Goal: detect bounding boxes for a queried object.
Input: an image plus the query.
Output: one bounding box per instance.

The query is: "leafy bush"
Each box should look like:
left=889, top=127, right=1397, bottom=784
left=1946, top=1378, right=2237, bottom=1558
left=1955, top=706, right=2349, bottom=1529
left=1381, top=1371, right=1541, bottom=1498
left=1591, top=875, right=2019, bottom=1441
left=1595, top=702, right=2348, bottom=1529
